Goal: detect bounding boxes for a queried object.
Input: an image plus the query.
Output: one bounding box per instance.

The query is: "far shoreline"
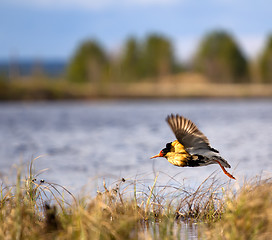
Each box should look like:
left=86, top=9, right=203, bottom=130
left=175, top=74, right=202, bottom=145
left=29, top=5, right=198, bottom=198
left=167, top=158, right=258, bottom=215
left=1, top=73, right=272, bottom=101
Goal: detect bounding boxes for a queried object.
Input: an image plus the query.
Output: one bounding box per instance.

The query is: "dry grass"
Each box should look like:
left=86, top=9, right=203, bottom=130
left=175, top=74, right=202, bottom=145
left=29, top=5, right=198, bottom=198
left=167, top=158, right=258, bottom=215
left=204, top=177, right=272, bottom=240
left=2, top=74, right=272, bottom=100
left=1, top=159, right=271, bottom=239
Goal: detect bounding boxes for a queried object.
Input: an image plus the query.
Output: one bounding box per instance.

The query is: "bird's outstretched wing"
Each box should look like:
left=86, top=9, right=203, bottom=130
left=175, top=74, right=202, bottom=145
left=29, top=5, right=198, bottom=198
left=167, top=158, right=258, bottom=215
left=166, top=114, right=214, bottom=153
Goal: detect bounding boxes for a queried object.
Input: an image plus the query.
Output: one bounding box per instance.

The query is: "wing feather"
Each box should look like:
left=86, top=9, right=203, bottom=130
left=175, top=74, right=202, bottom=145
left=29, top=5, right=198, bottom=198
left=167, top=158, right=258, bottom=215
left=166, top=114, right=212, bottom=152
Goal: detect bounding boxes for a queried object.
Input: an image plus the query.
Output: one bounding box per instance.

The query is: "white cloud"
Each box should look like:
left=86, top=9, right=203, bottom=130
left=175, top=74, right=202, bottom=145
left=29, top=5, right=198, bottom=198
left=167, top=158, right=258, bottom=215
left=5, top=0, right=179, bottom=10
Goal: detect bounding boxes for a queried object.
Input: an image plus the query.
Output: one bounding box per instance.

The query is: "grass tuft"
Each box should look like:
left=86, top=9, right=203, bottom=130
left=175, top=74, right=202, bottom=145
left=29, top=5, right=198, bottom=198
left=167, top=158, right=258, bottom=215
left=204, top=177, right=272, bottom=240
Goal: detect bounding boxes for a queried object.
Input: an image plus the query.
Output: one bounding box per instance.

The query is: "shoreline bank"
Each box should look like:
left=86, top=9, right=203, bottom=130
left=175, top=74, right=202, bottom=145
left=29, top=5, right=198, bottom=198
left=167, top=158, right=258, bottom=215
left=2, top=80, right=272, bottom=101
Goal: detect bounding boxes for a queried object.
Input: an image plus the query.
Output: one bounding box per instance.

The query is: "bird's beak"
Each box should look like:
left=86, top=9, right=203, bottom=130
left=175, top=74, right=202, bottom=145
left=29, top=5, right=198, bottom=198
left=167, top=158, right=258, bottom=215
left=150, top=151, right=164, bottom=159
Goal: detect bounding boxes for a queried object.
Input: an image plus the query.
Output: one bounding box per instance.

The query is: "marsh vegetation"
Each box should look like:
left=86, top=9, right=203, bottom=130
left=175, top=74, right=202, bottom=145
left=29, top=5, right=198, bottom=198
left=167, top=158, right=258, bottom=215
left=1, top=160, right=271, bottom=239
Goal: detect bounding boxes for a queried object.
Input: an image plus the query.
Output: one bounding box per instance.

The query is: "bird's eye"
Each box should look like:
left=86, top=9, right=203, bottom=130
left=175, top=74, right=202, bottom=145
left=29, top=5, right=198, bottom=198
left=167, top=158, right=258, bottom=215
left=159, top=150, right=165, bottom=156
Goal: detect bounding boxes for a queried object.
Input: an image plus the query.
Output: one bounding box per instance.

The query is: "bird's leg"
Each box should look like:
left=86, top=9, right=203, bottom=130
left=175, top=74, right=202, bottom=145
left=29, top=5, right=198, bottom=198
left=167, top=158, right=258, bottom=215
left=215, top=160, right=236, bottom=180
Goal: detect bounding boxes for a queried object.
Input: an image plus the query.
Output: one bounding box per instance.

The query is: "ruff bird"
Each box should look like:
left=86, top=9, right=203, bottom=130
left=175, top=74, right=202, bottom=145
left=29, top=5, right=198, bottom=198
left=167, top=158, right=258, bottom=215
left=150, top=114, right=235, bottom=180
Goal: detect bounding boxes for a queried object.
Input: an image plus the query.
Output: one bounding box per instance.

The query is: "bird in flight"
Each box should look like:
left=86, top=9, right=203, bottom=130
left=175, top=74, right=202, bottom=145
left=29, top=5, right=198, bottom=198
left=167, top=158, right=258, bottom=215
left=150, top=114, right=235, bottom=180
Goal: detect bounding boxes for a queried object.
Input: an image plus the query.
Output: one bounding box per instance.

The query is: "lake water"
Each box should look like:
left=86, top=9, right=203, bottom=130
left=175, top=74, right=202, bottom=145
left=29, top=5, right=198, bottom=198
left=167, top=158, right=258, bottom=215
left=1, top=99, right=272, bottom=193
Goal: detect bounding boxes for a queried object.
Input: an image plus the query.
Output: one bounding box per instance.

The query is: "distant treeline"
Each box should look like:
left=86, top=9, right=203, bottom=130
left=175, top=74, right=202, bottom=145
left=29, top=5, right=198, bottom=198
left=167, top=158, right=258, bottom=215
left=1, top=30, right=272, bottom=84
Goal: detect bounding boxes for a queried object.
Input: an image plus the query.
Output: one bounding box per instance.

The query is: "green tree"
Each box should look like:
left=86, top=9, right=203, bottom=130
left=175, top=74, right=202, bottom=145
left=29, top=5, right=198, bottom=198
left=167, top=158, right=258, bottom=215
left=141, top=34, right=176, bottom=79
left=119, top=37, right=141, bottom=81
left=259, top=35, right=272, bottom=83
left=67, top=40, right=108, bottom=83
left=194, top=31, right=249, bottom=83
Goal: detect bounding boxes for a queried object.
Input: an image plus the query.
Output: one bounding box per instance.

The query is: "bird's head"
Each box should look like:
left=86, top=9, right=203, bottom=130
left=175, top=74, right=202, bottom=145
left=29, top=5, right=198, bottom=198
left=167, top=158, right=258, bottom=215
left=150, top=142, right=172, bottom=159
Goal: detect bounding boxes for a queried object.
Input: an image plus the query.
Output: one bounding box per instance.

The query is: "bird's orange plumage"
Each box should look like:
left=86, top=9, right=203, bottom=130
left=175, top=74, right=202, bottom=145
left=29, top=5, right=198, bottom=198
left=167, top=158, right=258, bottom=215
left=163, top=140, right=190, bottom=167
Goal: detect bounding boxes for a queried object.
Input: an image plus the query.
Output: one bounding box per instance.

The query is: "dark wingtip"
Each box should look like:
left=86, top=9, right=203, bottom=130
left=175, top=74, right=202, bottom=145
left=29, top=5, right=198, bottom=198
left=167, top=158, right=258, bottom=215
left=210, top=147, right=219, bottom=153
left=166, top=113, right=179, bottom=122
left=166, top=114, right=172, bottom=122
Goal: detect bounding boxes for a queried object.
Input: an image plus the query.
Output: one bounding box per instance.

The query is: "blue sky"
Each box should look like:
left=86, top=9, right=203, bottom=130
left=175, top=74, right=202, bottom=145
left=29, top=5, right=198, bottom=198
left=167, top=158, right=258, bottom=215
left=1, top=0, right=271, bottom=61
